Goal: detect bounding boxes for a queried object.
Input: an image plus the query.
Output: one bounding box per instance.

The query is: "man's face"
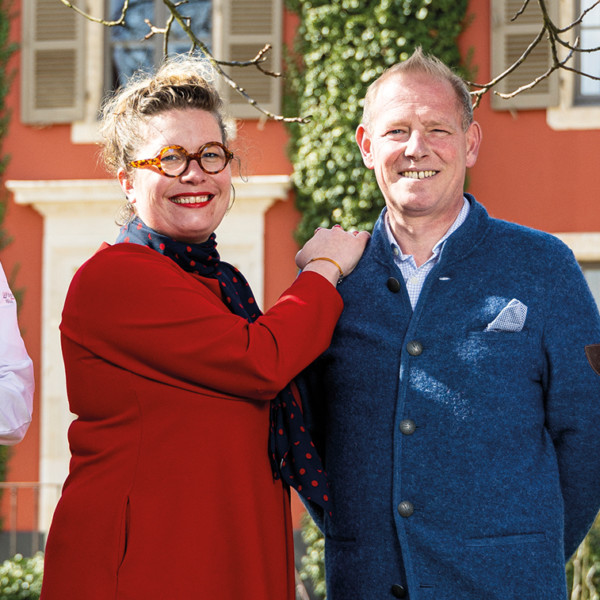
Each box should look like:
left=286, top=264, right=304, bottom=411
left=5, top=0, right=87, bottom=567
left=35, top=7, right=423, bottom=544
left=356, top=72, right=481, bottom=228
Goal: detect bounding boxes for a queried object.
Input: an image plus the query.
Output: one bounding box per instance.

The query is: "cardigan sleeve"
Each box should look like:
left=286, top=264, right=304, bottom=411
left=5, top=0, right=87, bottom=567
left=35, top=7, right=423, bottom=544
left=0, top=263, right=34, bottom=444
left=541, top=245, right=600, bottom=560
left=60, top=244, right=343, bottom=402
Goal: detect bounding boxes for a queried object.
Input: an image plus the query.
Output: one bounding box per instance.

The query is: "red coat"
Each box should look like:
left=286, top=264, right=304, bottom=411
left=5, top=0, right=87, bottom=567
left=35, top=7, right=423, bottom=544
left=41, top=243, right=342, bottom=600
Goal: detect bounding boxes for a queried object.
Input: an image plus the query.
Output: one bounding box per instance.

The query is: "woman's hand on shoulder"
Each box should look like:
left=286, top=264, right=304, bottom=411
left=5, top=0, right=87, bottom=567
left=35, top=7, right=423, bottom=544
left=296, top=225, right=370, bottom=287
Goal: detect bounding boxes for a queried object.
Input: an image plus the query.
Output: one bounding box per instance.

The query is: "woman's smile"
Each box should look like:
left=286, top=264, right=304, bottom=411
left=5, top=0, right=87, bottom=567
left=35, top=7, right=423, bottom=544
left=169, top=193, right=215, bottom=206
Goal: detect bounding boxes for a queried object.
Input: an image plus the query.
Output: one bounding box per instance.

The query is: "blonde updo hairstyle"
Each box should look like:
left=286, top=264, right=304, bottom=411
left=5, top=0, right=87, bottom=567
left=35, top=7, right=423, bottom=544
left=99, top=55, right=235, bottom=223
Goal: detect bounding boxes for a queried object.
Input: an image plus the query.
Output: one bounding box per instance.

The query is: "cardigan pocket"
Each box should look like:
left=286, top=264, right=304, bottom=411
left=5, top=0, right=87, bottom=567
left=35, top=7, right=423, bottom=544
left=465, top=531, right=546, bottom=547
left=116, top=496, right=131, bottom=574
left=324, top=533, right=357, bottom=545
left=465, top=327, right=543, bottom=381
left=467, top=328, right=530, bottom=341
left=323, top=509, right=357, bottom=544
left=324, top=518, right=357, bottom=544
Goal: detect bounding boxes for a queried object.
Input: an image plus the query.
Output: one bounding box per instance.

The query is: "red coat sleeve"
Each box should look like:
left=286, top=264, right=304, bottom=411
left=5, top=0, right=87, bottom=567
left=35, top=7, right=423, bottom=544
left=60, top=244, right=343, bottom=401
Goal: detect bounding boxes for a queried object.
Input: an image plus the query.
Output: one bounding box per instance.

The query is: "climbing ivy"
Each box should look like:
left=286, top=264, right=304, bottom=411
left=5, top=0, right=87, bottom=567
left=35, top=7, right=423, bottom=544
left=284, top=0, right=471, bottom=243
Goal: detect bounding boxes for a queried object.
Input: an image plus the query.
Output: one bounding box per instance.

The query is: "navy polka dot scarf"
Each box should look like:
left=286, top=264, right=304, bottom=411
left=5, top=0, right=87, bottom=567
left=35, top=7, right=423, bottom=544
left=117, top=217, right=331, bottom=513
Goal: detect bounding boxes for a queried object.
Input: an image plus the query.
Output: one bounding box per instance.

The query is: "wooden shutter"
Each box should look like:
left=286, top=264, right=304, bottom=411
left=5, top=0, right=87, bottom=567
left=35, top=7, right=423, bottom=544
left=21, top=0, right=85, bottom=124
left=213, top=0, right=282, bottom=119
left=490, top=0, right=559, bottom=110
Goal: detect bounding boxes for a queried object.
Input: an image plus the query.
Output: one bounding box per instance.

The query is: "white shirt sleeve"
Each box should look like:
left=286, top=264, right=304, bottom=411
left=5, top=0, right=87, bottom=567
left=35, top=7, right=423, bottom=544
left=0, top=262, right=34, bottom=444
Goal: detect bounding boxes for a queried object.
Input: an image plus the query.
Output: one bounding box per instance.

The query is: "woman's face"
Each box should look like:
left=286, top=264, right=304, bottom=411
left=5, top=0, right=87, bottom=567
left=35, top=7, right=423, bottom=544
left=118, top=108, right=232, bottom=244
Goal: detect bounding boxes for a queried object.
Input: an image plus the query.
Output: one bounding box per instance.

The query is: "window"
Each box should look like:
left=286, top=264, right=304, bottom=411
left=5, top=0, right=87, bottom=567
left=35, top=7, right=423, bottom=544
left=575, top=0, right=600, bottom=106
left=21, top=0, right=282, bottom=128
left=490, top=0, right=559, bottom=110
left=106, top=0, right=212, bottom=90
left=20, top=0, right=86, bottom=124
left=490, top=0, right=600, bottom=129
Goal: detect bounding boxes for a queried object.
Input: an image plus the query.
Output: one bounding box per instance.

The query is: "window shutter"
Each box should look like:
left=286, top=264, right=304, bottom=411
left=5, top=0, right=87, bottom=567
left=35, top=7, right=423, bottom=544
left=490, top=0, right=559, bottom=110
left=21, top=0, right=85, bottom=124
left=212, top=0, right=282, bottom=119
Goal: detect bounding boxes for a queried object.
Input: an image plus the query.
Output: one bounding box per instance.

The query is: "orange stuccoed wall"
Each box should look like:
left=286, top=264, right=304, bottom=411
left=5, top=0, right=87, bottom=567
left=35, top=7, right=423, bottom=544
left=1, top=2, right=600, bottom=532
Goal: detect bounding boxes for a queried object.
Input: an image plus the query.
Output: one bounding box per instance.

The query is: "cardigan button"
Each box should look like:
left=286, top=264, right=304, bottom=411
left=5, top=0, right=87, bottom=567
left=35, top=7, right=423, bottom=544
left=391, top=583, right=408, bottom=598
left=399, top=419, right=416, bottom=435
left=406, top=340, right=423, bottom=356
left=397, top=501, right=414, bottom=517
left=387, top=277, right=401, bottom=293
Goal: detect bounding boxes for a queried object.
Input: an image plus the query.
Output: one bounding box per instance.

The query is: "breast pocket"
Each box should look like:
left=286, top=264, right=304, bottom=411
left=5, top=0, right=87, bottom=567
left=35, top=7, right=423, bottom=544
left=466, top=327, right=538, bottom=366
left=467, top=328, right=530, bottom=342
left=461, top=327, right=543, bottom=392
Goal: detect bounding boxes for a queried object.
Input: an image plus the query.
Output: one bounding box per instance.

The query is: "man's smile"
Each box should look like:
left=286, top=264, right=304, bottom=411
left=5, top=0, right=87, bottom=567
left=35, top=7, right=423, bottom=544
left=400, top=170, right=438, bottom=179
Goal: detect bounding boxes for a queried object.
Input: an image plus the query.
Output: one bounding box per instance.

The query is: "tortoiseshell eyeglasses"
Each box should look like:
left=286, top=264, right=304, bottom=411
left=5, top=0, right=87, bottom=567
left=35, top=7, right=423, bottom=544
left=129, top=142, right=234, bottom=177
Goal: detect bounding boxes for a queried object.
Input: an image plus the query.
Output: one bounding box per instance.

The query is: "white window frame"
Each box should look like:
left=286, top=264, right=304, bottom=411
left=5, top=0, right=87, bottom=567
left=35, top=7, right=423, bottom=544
left=546, top=0, right=600, bottom=130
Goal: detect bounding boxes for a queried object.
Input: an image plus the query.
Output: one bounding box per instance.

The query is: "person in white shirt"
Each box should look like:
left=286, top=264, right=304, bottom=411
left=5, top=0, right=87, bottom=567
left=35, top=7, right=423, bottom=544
left=0, top=261, right=33, bottom=444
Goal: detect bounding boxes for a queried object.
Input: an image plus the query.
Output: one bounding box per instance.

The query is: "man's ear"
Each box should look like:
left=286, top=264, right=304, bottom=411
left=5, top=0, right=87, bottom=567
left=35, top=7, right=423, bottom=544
left=465, top=121, right=482, bottom=169
left=356, top=124, right=374, bottom=170
left=118, top=169, right=136, bottom=203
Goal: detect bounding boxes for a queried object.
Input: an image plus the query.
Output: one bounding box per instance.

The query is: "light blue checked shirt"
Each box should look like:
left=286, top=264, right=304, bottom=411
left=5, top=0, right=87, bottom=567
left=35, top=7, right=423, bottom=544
left=385, top=196, right=470, bottom=309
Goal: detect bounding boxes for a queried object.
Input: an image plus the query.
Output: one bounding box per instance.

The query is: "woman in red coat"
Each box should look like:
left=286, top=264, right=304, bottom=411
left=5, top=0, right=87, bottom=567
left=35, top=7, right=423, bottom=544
left=40, top=57, right=368, bottom=600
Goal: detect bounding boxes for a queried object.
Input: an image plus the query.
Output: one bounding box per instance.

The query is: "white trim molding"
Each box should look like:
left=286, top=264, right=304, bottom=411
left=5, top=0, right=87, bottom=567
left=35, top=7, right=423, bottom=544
left=554, top=232, right=600, bottom=262
left=7, top=174, right=290, bottom=532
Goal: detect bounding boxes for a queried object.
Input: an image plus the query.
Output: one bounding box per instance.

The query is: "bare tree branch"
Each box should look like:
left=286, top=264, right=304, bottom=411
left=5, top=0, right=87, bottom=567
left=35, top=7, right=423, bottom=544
left=61, top=0, right=309, bottom=123
left=511, top=0, right=533, bottom=21
left=556, top=0, right=599, bottom=33
left=469, top=26, right=547, bottom=108
left=468, top=0, right=600, bottom=108
left=160, top=0, right=307, bottom=122
left=59, top=0, right=129, bottom=26
left=61, top=0, right=600, bottom=118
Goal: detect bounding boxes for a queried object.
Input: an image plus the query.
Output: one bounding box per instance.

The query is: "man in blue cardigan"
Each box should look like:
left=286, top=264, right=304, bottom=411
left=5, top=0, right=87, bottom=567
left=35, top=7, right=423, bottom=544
left=301, top=48, right=600, bottom=599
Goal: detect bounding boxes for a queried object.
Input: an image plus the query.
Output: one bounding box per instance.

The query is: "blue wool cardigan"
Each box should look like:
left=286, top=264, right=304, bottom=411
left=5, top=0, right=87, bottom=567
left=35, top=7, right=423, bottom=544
left=301, top=195, right=600, bottom=600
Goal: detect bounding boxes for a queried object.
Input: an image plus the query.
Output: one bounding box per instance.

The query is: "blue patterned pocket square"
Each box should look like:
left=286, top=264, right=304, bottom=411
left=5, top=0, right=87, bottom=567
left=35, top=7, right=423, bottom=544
left=485, top=299, right=528, bottom=332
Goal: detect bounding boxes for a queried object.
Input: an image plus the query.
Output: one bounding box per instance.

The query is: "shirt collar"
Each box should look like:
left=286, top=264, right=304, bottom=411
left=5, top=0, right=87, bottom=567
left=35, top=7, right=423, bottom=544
left=386, top=196, right=471, bottom=263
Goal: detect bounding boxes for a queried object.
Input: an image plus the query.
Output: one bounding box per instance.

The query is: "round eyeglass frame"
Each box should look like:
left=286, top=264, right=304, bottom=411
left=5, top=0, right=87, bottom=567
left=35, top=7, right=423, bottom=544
left=129, top=142, right=234, bottom=177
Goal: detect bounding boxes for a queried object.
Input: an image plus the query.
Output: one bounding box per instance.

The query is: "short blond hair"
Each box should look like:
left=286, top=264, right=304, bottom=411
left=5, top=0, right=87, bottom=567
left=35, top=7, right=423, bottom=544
left=362, top=47, right=473, bottom=132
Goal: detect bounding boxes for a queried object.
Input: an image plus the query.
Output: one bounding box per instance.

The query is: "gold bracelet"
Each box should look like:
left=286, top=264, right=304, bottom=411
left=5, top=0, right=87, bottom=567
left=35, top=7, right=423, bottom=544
left=306, top=257, right=344, bottom=283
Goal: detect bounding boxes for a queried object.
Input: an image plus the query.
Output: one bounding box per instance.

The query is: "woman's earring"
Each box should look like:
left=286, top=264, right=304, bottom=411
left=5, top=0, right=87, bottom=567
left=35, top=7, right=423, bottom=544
left=227, top=184, right=236, bottom=212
